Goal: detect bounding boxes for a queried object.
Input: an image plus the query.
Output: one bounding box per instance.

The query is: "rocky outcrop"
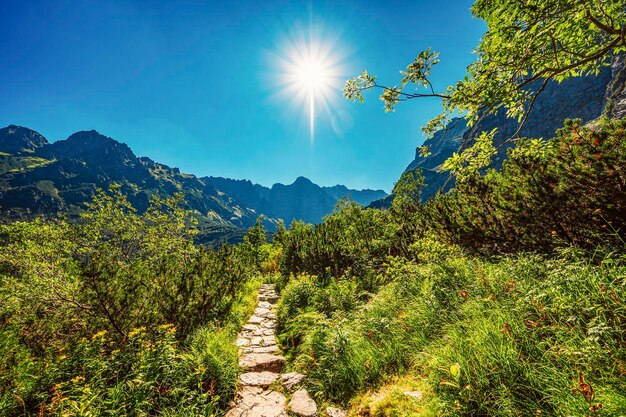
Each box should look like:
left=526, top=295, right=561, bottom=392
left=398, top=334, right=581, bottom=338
left=604, top=54, right=626, bottom=120
left=0, top=125, right=49, bottom=154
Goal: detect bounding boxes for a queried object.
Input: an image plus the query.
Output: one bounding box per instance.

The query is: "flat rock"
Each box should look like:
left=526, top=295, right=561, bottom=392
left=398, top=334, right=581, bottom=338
left=258, top=301, right=272, bottom=309
left=254, top=307, right=272, bottom=317
left=242, top=345, right=280, bottom=354
left=239, top=371, right=279, bottom=388
left=243, top=324, right=260, bottom=331
left=236, top=338, right=250, bottom=347
left=226, top=390, right=288, bottom=417
left=280, top=372, right=306, bottom=391
left=403, top=390, right=423, bottom=400
left=261, top=336, right=276, bottom=346
left=240, top=353, right=285, bottom=372
left=249, top=315, right=263, bottom=324
left=326, top=407, right=346, bottom=417
left=288, top=389, right=317, bottom=417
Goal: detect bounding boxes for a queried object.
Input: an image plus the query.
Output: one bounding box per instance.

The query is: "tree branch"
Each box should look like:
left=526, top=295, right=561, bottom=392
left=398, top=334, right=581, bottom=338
left=373, top=82, right=451, bottom=99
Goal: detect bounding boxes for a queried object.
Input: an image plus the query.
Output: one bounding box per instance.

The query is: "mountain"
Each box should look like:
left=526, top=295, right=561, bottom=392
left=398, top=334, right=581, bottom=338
left=0, top=126, right=386, bottom=242
left=204, top=176, right=387, bottom=225
left=387, top=54, right=626, bottom=204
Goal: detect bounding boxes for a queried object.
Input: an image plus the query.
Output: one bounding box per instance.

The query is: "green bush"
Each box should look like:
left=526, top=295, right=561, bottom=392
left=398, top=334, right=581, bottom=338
left=0, top=188, right=259, bottom=416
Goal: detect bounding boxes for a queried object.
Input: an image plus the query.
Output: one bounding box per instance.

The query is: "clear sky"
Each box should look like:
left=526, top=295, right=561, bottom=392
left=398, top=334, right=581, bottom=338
left=0, top=0, right=484, bottom=192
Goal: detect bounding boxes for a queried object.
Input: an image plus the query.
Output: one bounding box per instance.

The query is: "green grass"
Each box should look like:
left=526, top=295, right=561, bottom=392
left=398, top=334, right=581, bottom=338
left=275, top=249, right=626, bottom=416
left=0, top=155, right=54, bottom=174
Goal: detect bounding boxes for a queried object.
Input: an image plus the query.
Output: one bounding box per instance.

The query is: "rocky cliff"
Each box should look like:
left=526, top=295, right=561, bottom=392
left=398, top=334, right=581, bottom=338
left=396, top=54, right=626, bottom=202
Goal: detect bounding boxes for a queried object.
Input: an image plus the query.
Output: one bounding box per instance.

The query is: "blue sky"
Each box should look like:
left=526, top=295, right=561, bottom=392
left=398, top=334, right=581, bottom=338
left=0, top=0, right=483, bottom=192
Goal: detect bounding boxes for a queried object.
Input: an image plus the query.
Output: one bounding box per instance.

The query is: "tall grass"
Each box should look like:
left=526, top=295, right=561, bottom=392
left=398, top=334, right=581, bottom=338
left=276, top=250, right=626, bottom=415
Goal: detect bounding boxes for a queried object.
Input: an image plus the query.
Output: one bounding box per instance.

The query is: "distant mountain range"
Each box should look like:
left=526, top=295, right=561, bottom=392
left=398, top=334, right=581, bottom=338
left=0, top=125, right=386, bottom=244
left=372, top=54, right=626, bottom=206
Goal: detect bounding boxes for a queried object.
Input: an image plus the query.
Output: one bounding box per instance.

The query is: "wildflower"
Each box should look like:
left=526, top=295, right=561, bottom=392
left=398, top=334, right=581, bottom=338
left=128, top=327, right=146, bottom=338
left=70, top=375, right=85, bottom=384
left=92, top=330, right=108, bottom=340
left=590, top=403, right=602, bottom=412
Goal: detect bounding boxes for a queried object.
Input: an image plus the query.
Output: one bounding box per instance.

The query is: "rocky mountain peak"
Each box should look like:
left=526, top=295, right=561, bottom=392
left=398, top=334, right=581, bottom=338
left=43, top=130, right=138, bottom=165
left=0, top=125, right=49, bottom=154
left=292, top=176, right=315, bottom=186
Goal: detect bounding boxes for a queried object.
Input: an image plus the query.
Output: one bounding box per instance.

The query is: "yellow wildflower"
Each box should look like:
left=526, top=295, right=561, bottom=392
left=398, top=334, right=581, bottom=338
left=91, top=330, right=108, bottom=340
left=128, top=327, right=146, bottom=338
left=70, top=375, right=85, bottom=383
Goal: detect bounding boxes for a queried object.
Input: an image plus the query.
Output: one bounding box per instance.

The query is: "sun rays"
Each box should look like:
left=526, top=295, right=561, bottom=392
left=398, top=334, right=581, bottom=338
left=271, top=24, right=346, bottom=143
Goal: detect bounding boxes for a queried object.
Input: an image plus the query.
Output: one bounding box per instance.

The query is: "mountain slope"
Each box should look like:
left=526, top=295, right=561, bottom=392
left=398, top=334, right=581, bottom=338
left=0, top=126, right=387, bottom=241
left=392, top=54, right=624, bottom=203
left=204, top=176, right=387, bottom=225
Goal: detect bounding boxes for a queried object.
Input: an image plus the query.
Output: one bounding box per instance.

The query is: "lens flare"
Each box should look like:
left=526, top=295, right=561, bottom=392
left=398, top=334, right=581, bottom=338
left=271, top=26, right=345, bottom=143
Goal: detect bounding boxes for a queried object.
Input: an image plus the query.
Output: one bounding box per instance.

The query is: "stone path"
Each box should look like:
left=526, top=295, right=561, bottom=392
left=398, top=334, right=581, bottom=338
left=225, top=283, right=347, bottom=417
left=226, top=284, right=316, bottom=417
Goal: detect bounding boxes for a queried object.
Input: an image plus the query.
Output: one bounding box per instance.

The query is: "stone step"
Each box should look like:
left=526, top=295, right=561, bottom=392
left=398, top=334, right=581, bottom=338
left=249, top=335, right=276, bottom=347
left=240, top=353, right=285, bottom=372
left=254, top=307, right=272, bottom=317
left=241, top=345, right=280, bottom=354
left=239, top=371, right=279, bottom=388
left=225, top=388, right=288, bottom=417
left=257, top=294, right=279, bottom=303
left=248, top=315, right=263, bottom=324
left=236, top=338, right=250, bottom=347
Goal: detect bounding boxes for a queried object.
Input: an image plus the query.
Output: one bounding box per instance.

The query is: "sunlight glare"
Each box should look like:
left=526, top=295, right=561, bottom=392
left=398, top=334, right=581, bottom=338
left=272, top=27, right=345, bottom=143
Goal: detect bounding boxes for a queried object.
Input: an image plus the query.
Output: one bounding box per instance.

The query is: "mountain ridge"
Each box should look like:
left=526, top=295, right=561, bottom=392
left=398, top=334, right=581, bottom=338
left=0, top=125, right=387, bottom=243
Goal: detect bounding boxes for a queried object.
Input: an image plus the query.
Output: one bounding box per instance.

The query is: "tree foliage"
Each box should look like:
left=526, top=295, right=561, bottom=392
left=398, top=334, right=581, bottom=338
left=0, top=187, right=262, bottom=415
left=345, top=0, right=626, bottom=140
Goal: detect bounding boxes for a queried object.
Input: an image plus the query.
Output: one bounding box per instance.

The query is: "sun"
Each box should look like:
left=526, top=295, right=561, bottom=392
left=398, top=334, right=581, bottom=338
left=290, top=53, right=334, bottom=140
left=295, top=58, right=331, bottom=92
left=272, top=27, right=345, bottom=143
